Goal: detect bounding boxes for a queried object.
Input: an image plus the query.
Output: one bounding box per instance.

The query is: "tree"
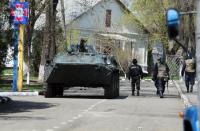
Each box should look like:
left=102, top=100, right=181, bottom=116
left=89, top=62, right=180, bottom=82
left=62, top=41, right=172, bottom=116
left=23, top=0, right=51, bottom=84
left=178, top=0, right=196, bottom=56
left=0, top=0, right=51, bottom=81
left=0, top=1, right=11, bottom=75
left=38, top=0, right=58, bottom=82
left=131, top=0, right=196, bottom=55
left=132, top=0, right=169, bottom=47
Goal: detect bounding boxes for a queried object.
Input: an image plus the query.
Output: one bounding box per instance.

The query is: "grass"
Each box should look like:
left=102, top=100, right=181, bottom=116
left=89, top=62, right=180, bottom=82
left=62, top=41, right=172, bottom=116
left=1, top=68, right=13, bottom=75
left=0, top=83, right=43, bottom=92
left=0, top=68, right=43, bottom=92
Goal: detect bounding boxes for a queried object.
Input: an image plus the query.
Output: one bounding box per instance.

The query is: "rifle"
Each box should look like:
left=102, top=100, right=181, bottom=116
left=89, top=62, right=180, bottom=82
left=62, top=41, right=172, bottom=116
left=166, top=78, right=169, bottom=94
left=164, top=76, right=169, bottom=94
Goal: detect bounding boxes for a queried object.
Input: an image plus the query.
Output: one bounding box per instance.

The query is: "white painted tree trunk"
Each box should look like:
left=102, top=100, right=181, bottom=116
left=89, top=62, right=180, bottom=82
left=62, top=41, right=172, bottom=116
left=38, top=64, right=44, bottom=83
left=26, top=69, right=30, bottom=85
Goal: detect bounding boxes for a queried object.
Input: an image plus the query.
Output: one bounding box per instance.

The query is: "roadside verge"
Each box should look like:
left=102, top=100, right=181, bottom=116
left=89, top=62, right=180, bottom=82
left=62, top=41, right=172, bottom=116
left=173, top=80, right=191, bottom=107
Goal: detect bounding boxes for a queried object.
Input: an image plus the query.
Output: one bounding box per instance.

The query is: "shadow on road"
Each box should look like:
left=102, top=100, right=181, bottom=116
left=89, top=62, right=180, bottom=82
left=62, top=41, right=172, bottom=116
left=62, top=95, right=105, bottom=99
left=134, top=91, right=180, bottom=99
left=0, top=100, right=56, bottom=114
left=58, top=95, right=128, bottom=99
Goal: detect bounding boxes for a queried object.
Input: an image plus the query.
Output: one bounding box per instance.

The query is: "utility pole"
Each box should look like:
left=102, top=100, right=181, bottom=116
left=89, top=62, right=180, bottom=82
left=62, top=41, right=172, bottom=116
left=11, top=0, right=18, bottom=92
left=196, top=0, right=200, bottom=122
left=10, top=0, right=28, bottom=91
left=17, top=0, right=25, bottom=92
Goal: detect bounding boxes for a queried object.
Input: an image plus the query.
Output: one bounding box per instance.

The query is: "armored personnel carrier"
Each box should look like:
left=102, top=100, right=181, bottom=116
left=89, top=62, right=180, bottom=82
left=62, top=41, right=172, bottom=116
left=44, top=44, right=120, bottom=99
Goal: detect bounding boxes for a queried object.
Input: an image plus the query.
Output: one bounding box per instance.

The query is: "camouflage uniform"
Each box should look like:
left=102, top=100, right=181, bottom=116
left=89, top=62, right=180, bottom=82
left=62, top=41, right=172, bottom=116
left=152, top=60, right=169, bottom=98
left=128, top=59, right=143, bottom=96
left=79, top=39, right=87, bottom=52
left=181, top=58, right=196, bottom=92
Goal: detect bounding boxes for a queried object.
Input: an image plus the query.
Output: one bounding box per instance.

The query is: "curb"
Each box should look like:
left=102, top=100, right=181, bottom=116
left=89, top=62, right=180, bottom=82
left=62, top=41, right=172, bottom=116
left=0, top=91, right=39, bottom=96
left=120, top=77, right=153, bottom=81
left=173, top=81, right=191, bottom=107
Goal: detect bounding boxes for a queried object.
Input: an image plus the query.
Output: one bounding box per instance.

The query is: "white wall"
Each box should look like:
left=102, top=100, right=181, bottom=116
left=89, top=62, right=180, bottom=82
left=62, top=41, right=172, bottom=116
left=69, top=0, right=141, bottom=34
left=67, top=0, right=149, bottom=72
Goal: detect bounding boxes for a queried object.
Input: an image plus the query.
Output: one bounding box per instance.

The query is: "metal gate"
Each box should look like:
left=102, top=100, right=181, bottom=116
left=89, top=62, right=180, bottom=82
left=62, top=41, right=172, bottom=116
left=166, top=55, right=183, bottom=80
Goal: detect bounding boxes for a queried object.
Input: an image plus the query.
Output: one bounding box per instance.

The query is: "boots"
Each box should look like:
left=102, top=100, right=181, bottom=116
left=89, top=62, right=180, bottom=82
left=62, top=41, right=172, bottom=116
left=156, top=90, right=159, bottom=95
left=132, top=91, right=140, bottom=96
left=159, top=91, right=163, bottom=98
left=137, top=90, right=140, bottom=96
left=190, top=86, right=193, bottom=92
left=132, top=91, right=135, bottom=96
left=186, top=86, right=189, bottom=93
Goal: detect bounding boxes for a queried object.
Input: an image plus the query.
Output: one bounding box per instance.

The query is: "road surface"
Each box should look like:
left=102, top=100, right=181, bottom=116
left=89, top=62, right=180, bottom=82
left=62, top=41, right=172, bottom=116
left=0, top=80, right=184, bottom=131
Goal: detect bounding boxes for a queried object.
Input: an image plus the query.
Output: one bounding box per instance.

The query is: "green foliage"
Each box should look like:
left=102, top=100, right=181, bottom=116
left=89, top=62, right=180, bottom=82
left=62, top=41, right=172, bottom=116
left=55, top=24, right=67, bottom=53
left=1, top=68, right=13, bottom=75
left=132, top=0, right=171, bottom=48
left=131, top=0, right=196, bottom=54
left=66, top=29, right=81, bottom=48
left=0, top=33, right=8, bottom=68
left=0, top=1, right=10, bottom=74
left=31, top=31, right=43, bottom=74
left=0, top=83, right=43, bottom=92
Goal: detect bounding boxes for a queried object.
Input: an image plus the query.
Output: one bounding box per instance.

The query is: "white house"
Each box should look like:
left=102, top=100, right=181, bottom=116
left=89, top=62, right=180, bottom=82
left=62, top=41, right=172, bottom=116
left=65, top=0, right=149, bottom=73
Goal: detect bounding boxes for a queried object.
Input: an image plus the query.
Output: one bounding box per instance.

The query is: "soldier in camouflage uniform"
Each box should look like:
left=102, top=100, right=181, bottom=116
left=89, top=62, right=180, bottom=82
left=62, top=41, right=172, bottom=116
left=152, top=57, right=169, bottom=98
left=128, top=59, right=143, bottom=96
left=181, top=54, right=196, bottom=93
left=79, top=39, right=87, bottom=52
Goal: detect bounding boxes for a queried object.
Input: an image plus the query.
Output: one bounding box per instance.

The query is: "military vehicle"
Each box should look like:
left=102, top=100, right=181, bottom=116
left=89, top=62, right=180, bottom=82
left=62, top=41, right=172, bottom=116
left=44, top=44, right=120, bottom=99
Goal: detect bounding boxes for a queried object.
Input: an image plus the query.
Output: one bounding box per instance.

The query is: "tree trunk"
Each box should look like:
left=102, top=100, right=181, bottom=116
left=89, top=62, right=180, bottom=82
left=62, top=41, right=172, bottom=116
left=38, top=0, right=57, bottom=82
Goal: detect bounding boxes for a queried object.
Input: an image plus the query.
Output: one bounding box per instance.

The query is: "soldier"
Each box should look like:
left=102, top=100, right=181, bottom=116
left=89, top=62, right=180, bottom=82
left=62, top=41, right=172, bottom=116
left=128, top=59, right=143, bottom=96
left=79, top=39, right=87, bottom=52
left=152, top=57, right=169, bottom=98
left=181, top=54, right=196, bottom=93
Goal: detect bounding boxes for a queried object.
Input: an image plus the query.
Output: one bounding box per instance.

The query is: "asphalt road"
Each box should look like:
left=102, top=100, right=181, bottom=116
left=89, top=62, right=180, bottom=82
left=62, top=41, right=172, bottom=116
left=0, top=80, right=184, bottom=131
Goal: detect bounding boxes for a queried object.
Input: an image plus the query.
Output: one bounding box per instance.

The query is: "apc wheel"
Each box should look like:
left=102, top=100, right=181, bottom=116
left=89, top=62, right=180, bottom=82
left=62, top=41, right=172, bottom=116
left=44, top=84, right=55, bottom=98
left=104, top=74, right=117, bottom=99
left=113, top=73, right=119, bottom=98
left=56, top=87, right=64, bottom=97
left=104, top=85, right=114, bottom=99
left=115, top=73, right=120, bottom=97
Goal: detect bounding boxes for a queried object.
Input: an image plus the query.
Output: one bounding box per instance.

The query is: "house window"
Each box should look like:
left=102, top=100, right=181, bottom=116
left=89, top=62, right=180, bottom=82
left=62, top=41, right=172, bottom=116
left=105, top=9, right=111, bottom=27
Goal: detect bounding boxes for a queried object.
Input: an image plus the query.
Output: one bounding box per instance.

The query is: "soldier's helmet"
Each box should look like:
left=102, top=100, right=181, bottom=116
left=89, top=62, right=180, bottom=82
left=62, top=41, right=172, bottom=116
left=132, top=59, right=137, bottom=64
